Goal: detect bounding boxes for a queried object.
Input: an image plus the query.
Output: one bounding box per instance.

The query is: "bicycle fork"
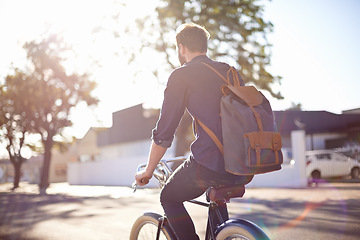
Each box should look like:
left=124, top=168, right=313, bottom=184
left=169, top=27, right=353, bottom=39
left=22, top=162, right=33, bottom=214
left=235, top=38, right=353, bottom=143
left=156, top=216, right=166, bottom=240
left=156, top=216, right=178, bottom=240
left=155, top=201, right=225, bottom=240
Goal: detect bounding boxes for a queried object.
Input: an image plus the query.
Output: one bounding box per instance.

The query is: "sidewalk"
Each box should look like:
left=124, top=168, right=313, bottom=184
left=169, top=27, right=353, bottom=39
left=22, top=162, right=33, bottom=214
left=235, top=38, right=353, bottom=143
left=1, top=181, right=360, bottom=240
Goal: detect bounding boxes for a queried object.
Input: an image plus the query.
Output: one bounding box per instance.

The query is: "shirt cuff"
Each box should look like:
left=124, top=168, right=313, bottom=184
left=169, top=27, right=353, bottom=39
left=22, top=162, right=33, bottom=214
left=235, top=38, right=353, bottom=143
left=152, top=130, right=173, bottom=148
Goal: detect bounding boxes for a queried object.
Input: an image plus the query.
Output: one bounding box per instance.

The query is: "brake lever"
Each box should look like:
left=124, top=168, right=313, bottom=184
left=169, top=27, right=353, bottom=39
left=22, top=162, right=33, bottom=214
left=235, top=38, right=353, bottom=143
left=132, top=182, right=137, bottom=193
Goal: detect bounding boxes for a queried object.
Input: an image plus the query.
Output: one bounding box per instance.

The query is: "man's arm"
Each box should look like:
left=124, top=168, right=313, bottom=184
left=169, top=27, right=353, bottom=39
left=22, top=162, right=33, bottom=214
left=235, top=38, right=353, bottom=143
left=135, top=140, right=167, bottom=186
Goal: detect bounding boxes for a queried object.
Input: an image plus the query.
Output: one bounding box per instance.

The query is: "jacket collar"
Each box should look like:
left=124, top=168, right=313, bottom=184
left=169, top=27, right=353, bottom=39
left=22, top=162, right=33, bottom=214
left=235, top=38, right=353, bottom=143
left=186, top=55, right=209, bottom=65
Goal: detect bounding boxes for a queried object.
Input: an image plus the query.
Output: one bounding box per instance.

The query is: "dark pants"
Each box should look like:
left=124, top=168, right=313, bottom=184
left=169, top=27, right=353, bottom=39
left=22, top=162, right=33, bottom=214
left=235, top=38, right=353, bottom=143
left=160, top=158, right=253, bottom=240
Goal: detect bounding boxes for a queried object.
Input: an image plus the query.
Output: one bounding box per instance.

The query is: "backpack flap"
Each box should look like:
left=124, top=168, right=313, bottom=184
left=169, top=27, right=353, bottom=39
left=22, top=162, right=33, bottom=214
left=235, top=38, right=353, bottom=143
left=244, top=131, right=283, bottom=168
left=222, top=85, right=263, bottom=107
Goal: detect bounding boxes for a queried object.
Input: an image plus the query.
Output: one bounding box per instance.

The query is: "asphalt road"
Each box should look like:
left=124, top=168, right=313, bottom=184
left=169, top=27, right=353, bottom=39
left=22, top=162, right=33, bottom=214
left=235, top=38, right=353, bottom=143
left=0, top=180, right=359, bottom=240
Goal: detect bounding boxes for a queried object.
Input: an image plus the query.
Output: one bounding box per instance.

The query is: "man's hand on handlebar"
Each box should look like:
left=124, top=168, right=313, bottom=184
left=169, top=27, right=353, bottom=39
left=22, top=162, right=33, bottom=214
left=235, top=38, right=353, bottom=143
left=135, top=170, right=152, bottom=186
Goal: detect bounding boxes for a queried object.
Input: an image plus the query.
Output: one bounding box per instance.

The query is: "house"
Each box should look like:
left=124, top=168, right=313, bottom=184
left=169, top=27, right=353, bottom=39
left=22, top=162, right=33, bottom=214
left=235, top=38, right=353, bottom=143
left=24, top=144, right=77, bottom=184
left=77, top=127, right=108, bottom=162
left=66, top=105, right=360, bottom=187
left=19, top=127, right=107, bottom=185
left=67, top=104, right=177, bottom=186
left=249, top=110, right=360, bottom=188
left=274, top=110, right=360, bottom=151
left=343, top=107, right=360, bottom=114
left=97, top=104, right=160, bottom=160
left=0, top=156, right=42, bottom=184
left=0, top=159, right=13, bottom=183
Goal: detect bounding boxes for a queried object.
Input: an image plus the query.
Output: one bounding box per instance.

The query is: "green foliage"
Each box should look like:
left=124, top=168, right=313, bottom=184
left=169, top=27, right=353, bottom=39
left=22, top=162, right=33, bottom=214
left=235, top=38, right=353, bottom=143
left=0, top=69, right=33, bottom=188
left=0, top=34, right=99, bottom=189
left=287, top=102, right=302, bottom=111
left=138, top=0, right=282, bottom=98
left=22, top=35, right=99, bottom=142
left=23, top=35, right=99, bottom=189
left=0, top=69, right=32, bottom=156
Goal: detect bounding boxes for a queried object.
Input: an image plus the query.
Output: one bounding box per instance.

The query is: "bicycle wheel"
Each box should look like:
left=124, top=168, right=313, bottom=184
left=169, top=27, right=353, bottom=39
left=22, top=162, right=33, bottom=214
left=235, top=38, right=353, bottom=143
left=216, top=225, right=256, bottom=240
left=215, top=219, right=269, bottom=240
left=129, top=212, right=174, bottom=240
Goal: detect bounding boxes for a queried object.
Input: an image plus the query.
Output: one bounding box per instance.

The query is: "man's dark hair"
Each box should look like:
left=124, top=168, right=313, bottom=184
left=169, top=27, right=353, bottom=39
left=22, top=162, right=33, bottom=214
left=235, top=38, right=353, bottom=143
left=176, top=23, right=210, bottom=53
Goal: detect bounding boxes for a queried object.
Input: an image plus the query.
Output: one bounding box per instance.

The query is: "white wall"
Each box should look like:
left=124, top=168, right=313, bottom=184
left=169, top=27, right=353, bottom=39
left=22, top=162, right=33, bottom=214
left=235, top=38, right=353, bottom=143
left=67, top=139, right=177, bottom=187
left=99, top=140, right=151, bottom=160
left=68, top=156, right=153, bottom=186
left=68, top=131, right=311, bottom=188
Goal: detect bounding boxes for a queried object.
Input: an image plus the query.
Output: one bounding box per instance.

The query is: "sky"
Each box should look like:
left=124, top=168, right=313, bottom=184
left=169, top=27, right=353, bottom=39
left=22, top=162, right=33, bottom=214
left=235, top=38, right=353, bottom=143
left=0, top=0, right=360, bottom=141
left=263, top=0, right=360, bottom=113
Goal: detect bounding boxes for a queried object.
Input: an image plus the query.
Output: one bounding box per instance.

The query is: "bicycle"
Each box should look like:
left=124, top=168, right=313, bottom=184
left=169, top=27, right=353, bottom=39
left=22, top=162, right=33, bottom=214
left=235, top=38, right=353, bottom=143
left=130, top=156, right=270, bottom=240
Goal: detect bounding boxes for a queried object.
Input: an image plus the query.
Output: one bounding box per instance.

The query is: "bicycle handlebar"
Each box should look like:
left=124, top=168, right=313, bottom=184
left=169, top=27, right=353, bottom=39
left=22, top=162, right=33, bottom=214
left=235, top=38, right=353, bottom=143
left=133, top=156, right=187, bottom=192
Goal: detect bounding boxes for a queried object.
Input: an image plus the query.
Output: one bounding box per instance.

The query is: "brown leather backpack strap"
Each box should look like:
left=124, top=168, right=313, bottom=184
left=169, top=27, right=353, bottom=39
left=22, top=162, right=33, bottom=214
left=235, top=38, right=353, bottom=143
left=195, top=118, right=224, bottom=154
left=201, top=62, right=230, bottom=85
left=249, top=106, right=264, bottom=131
left=202, top=62, right=240, bottom=86
left=227, top=67, right=241, bottom=86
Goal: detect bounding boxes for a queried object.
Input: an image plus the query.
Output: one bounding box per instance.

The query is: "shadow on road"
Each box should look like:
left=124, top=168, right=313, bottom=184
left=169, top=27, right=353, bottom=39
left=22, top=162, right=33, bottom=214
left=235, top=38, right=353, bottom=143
left=0, top=192, right=88, bottom=239
left=1, top=181, right=359, bottom=240
left=0, top=190, right=142, bottom=240
left=229, top=191, right=360, bottom=239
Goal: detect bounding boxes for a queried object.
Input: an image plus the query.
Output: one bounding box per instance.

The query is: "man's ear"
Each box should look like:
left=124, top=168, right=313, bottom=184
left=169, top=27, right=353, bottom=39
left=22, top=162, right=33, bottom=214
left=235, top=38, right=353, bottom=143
left=179, top=44, right=187, bottom=55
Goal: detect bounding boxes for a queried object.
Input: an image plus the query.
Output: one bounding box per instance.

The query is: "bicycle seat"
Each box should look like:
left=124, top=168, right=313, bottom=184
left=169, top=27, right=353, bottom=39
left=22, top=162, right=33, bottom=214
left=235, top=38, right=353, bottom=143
left=207, top=184, right=245, bottom=202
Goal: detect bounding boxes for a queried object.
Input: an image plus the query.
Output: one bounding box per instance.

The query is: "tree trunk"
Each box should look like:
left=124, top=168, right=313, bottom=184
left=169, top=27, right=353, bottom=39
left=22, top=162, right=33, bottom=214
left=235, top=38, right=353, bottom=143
left=10, top=157, right=24, bottom=190
left=13, top=161, right=22, bottom=189
left=39, top=138, right=53, bottom=192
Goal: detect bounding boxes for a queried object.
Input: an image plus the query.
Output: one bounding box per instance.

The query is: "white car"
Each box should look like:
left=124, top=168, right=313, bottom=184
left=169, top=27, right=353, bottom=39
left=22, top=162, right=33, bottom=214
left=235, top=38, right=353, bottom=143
left=306, top=149, right=360, bottom=183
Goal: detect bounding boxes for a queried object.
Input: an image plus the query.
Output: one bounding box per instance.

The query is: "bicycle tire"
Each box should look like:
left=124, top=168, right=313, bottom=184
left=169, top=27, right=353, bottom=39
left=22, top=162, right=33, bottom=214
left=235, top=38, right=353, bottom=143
left=216, top=225, right=256, bottom=240
left=129, top=212, right=174, bottom=240
left=215, top=219, right=269, bottom=240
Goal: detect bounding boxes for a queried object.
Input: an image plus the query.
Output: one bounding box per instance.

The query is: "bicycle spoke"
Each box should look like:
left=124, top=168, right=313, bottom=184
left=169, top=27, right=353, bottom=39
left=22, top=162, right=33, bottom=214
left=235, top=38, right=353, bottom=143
left=137, top=221, right=168, bottom=240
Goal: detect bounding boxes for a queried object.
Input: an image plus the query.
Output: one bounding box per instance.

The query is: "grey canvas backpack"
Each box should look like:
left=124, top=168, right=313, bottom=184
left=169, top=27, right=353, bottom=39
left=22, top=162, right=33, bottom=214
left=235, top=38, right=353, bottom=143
left=196, top=62, right=283, bottom=175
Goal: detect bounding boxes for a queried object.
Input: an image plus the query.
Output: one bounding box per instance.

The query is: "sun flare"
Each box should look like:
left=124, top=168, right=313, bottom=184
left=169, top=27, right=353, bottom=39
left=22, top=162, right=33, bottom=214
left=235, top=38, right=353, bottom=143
left=0, top=0, right=164, bottom=141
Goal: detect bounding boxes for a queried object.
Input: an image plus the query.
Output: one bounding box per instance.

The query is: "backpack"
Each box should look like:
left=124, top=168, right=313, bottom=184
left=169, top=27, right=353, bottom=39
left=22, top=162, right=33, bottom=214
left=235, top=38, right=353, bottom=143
left=196, top=62, right=283, bottom=175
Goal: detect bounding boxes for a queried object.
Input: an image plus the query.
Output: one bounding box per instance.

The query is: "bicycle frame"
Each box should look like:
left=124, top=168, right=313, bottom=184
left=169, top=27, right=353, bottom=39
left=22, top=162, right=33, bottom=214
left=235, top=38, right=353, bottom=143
left=134, top=157, right=223, bottom=239
left=133, top=157, right=269, bottom=240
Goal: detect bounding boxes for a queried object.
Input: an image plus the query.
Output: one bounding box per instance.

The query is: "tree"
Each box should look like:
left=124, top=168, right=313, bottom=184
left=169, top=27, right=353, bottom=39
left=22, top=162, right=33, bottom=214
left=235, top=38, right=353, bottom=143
left=21, top=35, right=98, bottom=191
left=131, top=0, right=282, bottom=156
left=135, top=0, right=282, bottom=98
left=0, top=70, right=34, bottom=189
left=287, top=102, right=302, bottom=111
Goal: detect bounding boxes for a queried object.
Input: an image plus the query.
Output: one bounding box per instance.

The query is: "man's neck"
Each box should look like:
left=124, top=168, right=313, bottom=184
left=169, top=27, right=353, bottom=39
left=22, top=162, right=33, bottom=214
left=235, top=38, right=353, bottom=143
left=185, top=52, right=206, bottom=63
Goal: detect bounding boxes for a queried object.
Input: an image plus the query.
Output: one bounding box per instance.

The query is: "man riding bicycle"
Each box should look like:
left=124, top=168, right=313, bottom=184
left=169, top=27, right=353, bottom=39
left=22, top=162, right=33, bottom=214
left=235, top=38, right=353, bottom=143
left=135, top=23, right=254, bottom=240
